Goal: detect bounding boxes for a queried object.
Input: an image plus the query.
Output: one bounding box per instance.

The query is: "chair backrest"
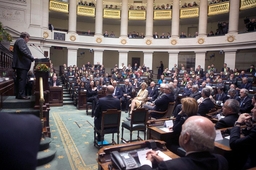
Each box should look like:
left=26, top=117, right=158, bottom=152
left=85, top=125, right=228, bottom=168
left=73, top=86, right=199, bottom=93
left=131, top=108, right=149, bottom=125
left=101, top=109, right=121, bottom=129
left=162, top=102, right=176, bottom=118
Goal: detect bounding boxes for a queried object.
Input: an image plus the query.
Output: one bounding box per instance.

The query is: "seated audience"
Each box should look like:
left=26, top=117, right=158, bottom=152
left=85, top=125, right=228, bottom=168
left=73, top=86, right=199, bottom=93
left=147, top=81, right=158, bottom=102
left=215, top=99, right=240, bottom=129
left=140, top=116, right=228, bottom=170
left=236, top=88, right=253, bottom=113
left=146, top=84, right=175, bottom=119
left=237, top=77, right=252, bottom=91
left=129, top=82, right=148, bottom=115
left=197, top=87, right=215, bottom=116
left=120, top=79, right=132, bottom=113
left=215, top=86, right=228, bottom=104
left=49, top=75, right=61, bottom=87
left=112, top=80, right=123, bottom=99
left=229, top=105, right=256, bottom=170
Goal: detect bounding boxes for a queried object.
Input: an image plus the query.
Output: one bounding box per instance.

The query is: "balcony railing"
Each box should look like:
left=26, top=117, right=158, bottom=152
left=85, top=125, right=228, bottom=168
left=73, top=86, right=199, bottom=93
left=49, top=0, right=68, bottom=13
left=103, top=9, right=121, bottom=19
left=77, top=5, right=95, bottom=17
left=240, top=0, right=256, bottom=10
left=128, top=10, right=146, bottom=20
left=154, top=10, right=172, bottom=20
left=208, top=2, right=229, bottom=16
left=180, top=7, right=199, bottom=18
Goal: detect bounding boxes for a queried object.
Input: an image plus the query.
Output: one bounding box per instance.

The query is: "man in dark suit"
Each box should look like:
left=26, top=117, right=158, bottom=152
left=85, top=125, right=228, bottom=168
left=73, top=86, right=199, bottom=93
left=215, top=99, right=240, bottom=129
left=12, top=32, right=34, bottom=100
left=140, top=116, right=228, bottom=170
left=49, top=75, right=61, bottom=87
left=0, top=112, right=41, bottom=170
left=147, top=81, right=158, bottom=102
left=237, top=77, right=252, bottom=91
left=229, top=108, right=256, bottom=170
left=236, top=88, right=253, bottom=113
left=120, top=79, right=132, bottom=112
left=215, top=86, right=228, bottom=103
left=147, top=84, right=175, bottom=119
left=112, top=80, right=123, bottom=99
left=198, top=87, right=215, bottom=116
left=94, top=85, right=121, bottom=141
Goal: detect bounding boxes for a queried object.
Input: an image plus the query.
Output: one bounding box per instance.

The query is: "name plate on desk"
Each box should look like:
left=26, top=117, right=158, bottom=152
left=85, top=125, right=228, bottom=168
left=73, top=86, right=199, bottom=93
left=215, top=130, right=223, bottom=141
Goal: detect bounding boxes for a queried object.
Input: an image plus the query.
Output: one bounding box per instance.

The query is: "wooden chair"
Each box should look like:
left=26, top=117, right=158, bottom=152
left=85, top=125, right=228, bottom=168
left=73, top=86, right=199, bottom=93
left=94, top=109, right=121, bottom=148
left=148, top=102, right=176, bottom=119
left=121, top=108, right=149, bottom=142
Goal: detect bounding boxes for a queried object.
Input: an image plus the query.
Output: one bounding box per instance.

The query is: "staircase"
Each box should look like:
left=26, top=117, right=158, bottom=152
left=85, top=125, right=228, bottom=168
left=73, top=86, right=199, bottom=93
left=0, top=96, right=56, bottom=166
left=63, top=87, right=73, bottom=105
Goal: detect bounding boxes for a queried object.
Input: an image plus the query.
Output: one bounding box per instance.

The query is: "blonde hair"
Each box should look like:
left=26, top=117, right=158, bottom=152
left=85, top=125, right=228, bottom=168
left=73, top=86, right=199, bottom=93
left=181, top=97, right=198, bottom=116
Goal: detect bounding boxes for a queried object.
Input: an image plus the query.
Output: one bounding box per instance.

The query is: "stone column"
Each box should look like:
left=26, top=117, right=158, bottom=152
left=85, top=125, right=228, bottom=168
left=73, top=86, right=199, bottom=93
left=171, top=0, right=180, bottom=38
left=95, top=0, right=103, bottom=36
left=195, top=51, right=206, bottom=70
left=120, top=0, right=128, bottom=37
left=143, top=51, right=153, bottom=69
left=145, top=0, right=153, bottom=37
left=224, top=50, right=237, bottom=70
left=68, top=0, right=77, bottom=33
left=228, top=0, right=240, bottom=34
left=67, top=48, right=78, bottom=66
left=168, top=51, right=179, bottom=69
left=93, top=49, right=104, bottom=65
left=198, top=0, right=208, bottom=36
left=42, top=0, right=49, bottom=29
left=118, top=51, right=128, bottom=68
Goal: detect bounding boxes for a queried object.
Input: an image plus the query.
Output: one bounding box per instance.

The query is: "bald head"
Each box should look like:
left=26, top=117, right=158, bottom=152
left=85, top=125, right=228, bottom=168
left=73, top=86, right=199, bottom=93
left=179, top=116, right=216, bottom=152
left=106, top=85, right=114, bottom=95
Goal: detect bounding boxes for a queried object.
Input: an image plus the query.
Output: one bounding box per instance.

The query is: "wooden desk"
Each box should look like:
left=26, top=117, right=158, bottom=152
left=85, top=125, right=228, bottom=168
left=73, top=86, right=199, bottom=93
left=214, top=138, right=231, bottom=156
left=97, top=140, right=179, bottom=170
left=49, top=86, right=63, bottom=106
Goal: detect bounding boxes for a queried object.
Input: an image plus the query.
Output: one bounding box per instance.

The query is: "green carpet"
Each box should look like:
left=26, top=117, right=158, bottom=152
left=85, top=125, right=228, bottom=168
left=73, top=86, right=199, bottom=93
left=36, top=105, right=140, bottom=170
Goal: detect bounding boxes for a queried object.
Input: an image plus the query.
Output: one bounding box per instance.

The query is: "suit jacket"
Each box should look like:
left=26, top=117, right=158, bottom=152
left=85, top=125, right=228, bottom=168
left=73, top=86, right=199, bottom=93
left=139, top=152, right=228, bottom=170
left=229, top=125, right=256, bottom=169
left=147, top=87, right=158, bottom=101
left=12, top=38, right=34, bottom=70
left=113, top=86, right=123, bottom=99
left=121, top=85, right=132, bottom=97
left=94, top=95, right=121, bottom=129
left=154, top=93, right=175, bottom=112
left=189, top=91, right=201, bottom=100
left=215, top=93, right=228, bottom=103
left=215, top=114, right=239, bottom=129
left=236, top=96, right=253, bottom=113
left=49, top=79, right=61, bottom=87
left=239, top=82, right=252, bottom=90
left=198, top=98, right=215, bottom=116
left=0, top=113, right=41, bottom=170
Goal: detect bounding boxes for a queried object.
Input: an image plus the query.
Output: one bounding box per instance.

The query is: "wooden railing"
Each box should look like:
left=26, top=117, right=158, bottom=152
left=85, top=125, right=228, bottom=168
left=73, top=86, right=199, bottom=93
left=208, top=2, right=229, bottom=15
left=240, top=0, right=256, bottom=10
left=180, top=7, right=199, bottom=18
left=49, top=0, right=69, bottom=13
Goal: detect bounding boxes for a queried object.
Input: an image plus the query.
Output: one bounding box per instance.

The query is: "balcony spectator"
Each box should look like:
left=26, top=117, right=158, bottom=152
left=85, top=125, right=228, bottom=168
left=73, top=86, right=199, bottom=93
left=110, top=31, right=115, bottom=38
left=208, top=30, right=214, bottom=36
left=155, top=5, right=161, bottom=10
left=166, top=4, right=172, bottom=9
left=180, top=32, right=187, bottom=38
left=182, top=3, right=187, bottom=8
left=194, top=32, right=198, bottom=37
left=105, top=4, right=108, bottom=8
left=103, top=31, right=108, bottom=37
left=153, top=32, right=159, bottom=39
left=48, top=23, right=54, bottom=32
left=245, top=18, right=256, bottom=32
left=160, top=33, right=166, bottom=38
left=129, top=5, right=134, bottom=10
left=140, top=32, right=145, bottom=38
left=193, top=1, right=198, bottom=6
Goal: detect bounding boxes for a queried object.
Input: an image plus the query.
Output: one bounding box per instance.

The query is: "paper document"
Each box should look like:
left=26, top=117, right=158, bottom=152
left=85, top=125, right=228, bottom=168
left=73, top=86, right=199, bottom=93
left=164, top=120, right=173, bottom=128
left=137, top=149, right=172, bottom=165
left=159, top=127, right=173, bottom=132
left=215, top=130, right=223, bottom=141
left=225, top=136, right=230, bottom=140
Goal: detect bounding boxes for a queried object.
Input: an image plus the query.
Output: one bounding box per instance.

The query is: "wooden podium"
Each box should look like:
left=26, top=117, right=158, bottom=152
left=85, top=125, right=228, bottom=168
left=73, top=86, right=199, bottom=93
left=34, top=58, right=51, bottom=137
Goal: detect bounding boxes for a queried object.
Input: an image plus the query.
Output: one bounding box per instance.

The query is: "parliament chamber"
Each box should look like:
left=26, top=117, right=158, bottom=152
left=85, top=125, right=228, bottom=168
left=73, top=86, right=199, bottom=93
left=0, top=0, right=256, bottom=169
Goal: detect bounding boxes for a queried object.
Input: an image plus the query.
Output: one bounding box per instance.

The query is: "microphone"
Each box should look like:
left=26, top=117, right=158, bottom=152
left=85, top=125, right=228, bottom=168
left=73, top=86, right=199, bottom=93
left=29, top=44, right=46, bottom=57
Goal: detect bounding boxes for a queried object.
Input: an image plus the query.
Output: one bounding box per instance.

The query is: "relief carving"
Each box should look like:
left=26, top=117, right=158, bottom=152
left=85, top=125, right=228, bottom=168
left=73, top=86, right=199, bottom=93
left=0, top=7, right=25, bottom=22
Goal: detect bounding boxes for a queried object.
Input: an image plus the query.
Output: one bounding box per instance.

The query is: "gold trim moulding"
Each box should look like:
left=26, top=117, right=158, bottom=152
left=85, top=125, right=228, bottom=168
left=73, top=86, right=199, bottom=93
left=49, top=0, right=69, bottom=13
left=103, top=9, right=121, bottom=19
left=208, top=2, right=229, bottom=16
left=180, top=7, right=199, bottom=18
left=129, top=10, right=146, bottom=20
left=77, top=6, right=95, bottom=17
left=154, top=10, right=172, bottom=20
left=240, top=0, right=256, bottom=10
